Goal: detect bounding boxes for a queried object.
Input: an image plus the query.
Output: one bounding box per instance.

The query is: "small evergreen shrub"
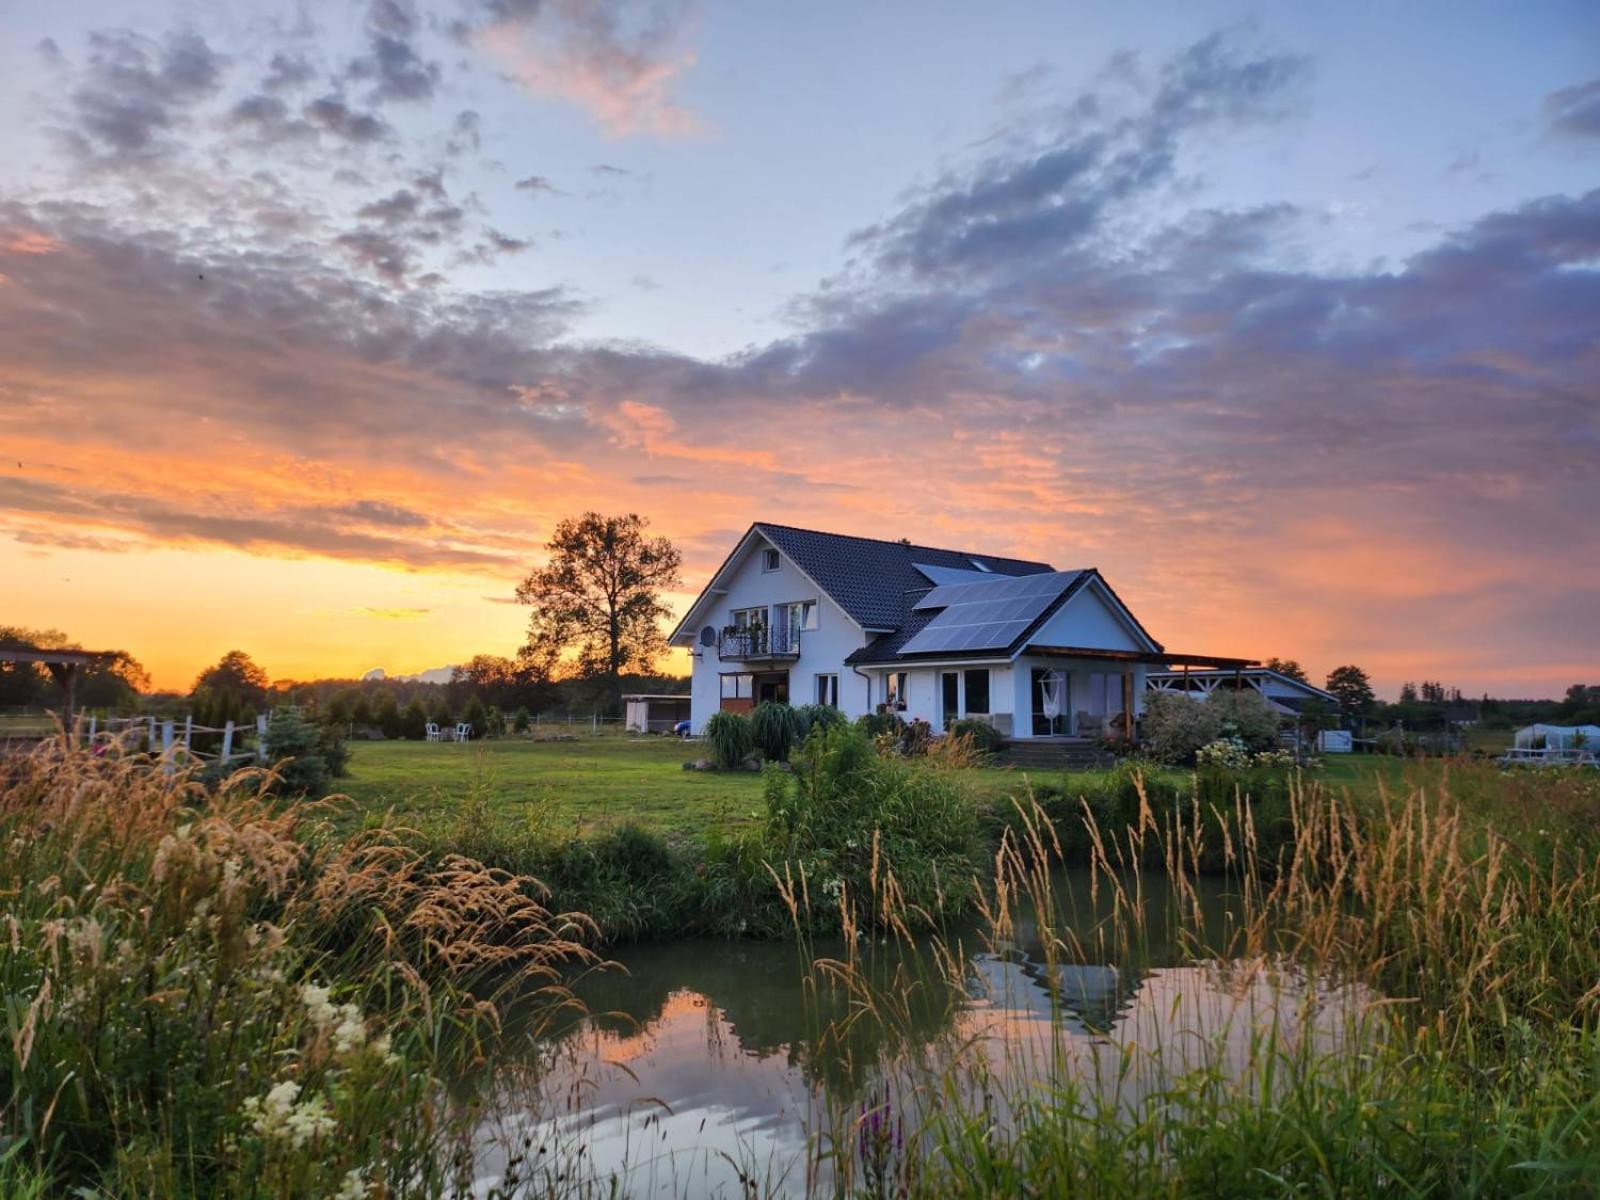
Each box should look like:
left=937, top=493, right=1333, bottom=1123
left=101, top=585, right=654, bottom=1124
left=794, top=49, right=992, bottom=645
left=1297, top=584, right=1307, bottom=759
left=462, top=695, right=489, bottom=739
left=399, top=697, right=428, bottom=740
left=512, top=705, right=532, bottom=733
left=262, top=705, right=344, bottom=797
left=705, top=710, right=755, bottom=768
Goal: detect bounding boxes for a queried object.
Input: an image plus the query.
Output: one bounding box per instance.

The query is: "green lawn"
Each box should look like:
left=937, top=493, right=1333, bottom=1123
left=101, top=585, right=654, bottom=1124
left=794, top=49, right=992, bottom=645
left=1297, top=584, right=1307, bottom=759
left=332, top=735, right=1410, bottom=841
left=334, top=735, right=771, bottom=839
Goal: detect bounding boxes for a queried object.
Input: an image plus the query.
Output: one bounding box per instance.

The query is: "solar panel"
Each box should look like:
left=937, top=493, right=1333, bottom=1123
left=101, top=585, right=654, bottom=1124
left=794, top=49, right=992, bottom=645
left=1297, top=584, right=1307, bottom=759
left=900, top=570, right=1082, bottom=655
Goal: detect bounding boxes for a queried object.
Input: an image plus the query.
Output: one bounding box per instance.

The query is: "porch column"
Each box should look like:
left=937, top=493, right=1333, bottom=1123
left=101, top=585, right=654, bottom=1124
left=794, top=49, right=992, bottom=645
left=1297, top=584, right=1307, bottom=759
left=1121, top=670, right=1135, bottom=744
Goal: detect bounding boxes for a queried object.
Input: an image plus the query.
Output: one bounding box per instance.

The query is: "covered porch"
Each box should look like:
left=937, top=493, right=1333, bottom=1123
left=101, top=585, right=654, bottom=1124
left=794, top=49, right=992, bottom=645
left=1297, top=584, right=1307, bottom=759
left=1014, top=646, right=1257, bottom=743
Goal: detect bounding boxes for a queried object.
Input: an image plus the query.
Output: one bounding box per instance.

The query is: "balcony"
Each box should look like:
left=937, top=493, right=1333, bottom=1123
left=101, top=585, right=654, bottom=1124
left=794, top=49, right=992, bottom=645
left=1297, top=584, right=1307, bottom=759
left=719, top=626, right=800, bottom=661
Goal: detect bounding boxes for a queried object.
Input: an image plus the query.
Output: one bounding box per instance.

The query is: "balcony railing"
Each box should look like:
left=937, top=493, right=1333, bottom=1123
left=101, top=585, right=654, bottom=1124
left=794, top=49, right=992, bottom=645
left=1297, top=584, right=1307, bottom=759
left=719, top=626, right=800, bottom=661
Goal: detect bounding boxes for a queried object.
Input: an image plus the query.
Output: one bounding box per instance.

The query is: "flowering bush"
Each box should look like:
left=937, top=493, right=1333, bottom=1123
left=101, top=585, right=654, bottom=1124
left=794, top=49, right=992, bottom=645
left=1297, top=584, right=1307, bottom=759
left=1143, top=688, right=1284, bottom=764
left=1196, top=736, right=1252, bottom=770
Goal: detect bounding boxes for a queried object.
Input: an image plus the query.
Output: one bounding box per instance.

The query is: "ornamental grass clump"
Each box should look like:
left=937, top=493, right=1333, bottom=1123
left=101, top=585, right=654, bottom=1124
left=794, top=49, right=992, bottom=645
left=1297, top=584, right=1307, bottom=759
left=0, top=736, right=596, bottom=1198
left=750, top=699, right=804, bottom=762
left=704, top=709, right=754, bottom=768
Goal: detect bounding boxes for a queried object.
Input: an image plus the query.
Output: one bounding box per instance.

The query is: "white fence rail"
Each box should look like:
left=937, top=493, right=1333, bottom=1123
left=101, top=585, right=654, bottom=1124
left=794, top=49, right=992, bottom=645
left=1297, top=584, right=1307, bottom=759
left=83, top=714, right=269, bottom=774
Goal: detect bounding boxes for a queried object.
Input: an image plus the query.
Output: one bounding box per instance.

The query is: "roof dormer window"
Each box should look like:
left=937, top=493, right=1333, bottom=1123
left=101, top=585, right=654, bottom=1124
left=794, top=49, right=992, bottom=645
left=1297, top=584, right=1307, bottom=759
left=762, top=548, right=781, bottom=572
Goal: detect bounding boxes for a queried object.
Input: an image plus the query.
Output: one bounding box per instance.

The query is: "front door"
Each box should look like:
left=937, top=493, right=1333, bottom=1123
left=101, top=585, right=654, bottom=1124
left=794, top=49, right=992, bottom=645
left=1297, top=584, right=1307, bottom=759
left=755, top=671, right=789, bottom=705
left=941, top=671, right=960, bottom=729
left=1032, top=668, right=1069, bottom=735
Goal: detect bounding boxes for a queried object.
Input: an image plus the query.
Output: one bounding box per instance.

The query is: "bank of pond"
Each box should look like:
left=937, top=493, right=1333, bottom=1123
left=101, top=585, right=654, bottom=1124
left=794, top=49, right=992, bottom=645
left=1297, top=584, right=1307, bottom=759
left=2, top=733, right=1598, bottom=1196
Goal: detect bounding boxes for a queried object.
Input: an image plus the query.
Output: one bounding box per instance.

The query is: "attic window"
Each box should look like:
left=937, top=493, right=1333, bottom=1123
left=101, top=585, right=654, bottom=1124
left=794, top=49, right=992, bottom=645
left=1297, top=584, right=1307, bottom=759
left=762, top=548, right=780, bottom=572
left=969, top=558, right=993, bottom=572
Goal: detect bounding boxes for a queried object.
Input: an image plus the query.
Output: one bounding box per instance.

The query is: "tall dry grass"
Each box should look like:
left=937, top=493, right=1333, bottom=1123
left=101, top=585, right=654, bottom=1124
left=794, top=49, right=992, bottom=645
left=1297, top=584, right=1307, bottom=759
left=0, top=737, right=598, bottom=1198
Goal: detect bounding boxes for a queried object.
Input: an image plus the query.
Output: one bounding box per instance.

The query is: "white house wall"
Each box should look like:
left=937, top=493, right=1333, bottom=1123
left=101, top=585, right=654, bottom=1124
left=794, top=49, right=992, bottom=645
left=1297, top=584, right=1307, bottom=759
left=1029, top=583, right=1149, bottom=652
left=686, top=538, right=868, bottom=731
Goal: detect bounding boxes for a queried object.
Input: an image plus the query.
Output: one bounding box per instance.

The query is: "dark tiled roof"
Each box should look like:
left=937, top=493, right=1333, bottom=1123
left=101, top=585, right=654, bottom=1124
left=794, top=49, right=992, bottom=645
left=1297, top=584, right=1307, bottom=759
left=755, top=523, right=1053, bottom=633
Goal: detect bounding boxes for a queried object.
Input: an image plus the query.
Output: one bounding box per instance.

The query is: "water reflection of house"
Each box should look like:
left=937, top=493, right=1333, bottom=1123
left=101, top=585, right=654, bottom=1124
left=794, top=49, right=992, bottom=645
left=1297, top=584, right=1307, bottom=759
left=970, top=955, right=1144, bottom=1036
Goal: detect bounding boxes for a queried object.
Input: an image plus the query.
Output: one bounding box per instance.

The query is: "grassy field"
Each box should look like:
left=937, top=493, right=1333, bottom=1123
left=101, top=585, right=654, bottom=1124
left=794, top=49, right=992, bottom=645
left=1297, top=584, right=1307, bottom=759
left=333, top=734, right=1411, bottom=838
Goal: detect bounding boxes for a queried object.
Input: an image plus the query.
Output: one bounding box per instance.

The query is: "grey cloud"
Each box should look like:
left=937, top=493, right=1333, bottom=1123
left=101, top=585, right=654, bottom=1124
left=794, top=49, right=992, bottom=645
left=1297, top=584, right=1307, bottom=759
left=262, top=51, right=317, bottom=93
left=0, top=476, right=511, bottom=570
left=303, top=95, right=392, bottom=143
left=60, top=29, right=228, bottom=161
left=515, top=174, right=560, bottom=194
left=1545, top=79, right=1600, bottom=139
left=848, top=34, right=1307, bottom=285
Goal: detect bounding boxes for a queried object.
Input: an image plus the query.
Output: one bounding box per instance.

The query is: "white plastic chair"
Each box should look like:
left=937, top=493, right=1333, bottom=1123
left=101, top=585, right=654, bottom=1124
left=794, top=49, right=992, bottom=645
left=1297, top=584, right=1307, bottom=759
left=455, top=722, right=472, bottom=742
left=424, top=722, right=441, bottom=742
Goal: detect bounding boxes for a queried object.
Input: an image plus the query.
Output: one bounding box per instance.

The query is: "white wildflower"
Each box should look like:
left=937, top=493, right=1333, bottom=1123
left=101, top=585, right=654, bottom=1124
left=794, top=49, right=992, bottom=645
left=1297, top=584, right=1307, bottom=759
left=334, top=1168, right=368, bottom=1200
left=242, top=1079, right=337, bottom=1148
left=300, top=981, right=337, bottom=1026
left=332, top=1004, right=368, bottom=1054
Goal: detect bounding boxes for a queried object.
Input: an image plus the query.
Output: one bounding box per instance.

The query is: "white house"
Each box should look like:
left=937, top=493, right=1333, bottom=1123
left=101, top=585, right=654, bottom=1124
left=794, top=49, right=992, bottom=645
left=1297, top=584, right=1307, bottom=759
left=669, top=523, right=1250, bottom=740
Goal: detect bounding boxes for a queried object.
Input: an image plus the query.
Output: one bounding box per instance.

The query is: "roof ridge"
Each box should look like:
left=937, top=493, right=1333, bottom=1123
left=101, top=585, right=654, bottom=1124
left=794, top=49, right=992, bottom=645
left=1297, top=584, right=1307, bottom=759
left=753, top=520, right=1053, bottom=566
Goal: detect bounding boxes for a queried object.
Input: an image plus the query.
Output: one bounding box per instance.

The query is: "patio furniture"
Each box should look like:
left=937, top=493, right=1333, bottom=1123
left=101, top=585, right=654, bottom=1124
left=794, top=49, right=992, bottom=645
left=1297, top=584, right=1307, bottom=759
left=425, top=723, right=441, bottom=742
left=454, top=722, right=472, bottom=742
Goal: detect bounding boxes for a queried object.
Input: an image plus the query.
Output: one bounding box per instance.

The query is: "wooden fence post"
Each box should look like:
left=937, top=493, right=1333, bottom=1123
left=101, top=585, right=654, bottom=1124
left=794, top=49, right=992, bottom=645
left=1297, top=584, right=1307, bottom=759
left=149, top=716, right=159, bottom=755
left=183, top=716, right=193, bottom=757
left=161, top=720, right=175, bottom=775
left=221, top=721, right=235, bottom=767
left=87, top=715, right=97, bottom=747
left=256, top=713, right=268, bottom=763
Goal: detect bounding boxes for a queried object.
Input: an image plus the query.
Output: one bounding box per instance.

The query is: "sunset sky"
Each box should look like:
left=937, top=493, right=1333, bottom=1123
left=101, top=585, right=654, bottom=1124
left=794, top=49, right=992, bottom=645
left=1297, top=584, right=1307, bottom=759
left=2, top=1, right=1597, bottom=696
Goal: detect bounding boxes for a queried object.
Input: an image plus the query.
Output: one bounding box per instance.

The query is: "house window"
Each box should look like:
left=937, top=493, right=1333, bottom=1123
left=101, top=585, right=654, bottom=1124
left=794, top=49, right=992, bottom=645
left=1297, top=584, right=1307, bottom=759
left=816, top=673, right=838, bottom=706
left=781, top=600, right=818, bottom=635
left=963, top=669, right=990, bottom=715
left=720, top=673, right=754, bottom=699
left=885, top=672, right=907, bottom=709
left=762, top=548, right=780, bottom=572
left=731, top=606, right=766, bottom=630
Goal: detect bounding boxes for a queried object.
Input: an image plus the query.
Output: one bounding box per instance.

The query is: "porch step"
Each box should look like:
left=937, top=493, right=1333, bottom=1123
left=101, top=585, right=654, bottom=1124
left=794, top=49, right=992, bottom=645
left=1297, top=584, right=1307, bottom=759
left=995, top=741, right=1117, bottom=772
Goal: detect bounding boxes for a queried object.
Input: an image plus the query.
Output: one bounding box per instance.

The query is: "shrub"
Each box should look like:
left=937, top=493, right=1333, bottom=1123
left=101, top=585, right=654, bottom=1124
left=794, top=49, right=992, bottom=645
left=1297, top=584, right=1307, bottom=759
left=762, top=723, right=981, bottom=930
left=1208, top=688, right=1282, bottom=751
left=751, top=701, right=804, bottom=762
left=399, top=697, right=427, bottom=740
left=947, top=718, right=1005, bottom=755
left=793, top=703, right=846, bottom=741
left=855, top=710, right=905, bottom=740
left=462, top=694, right=489, bottom=739
left=372, top=689, right=401, bottom=738
left=427, top=696, right=453, bottom=728
left=1140, top=690, right=1221, bottom=764
left=1196, top=736, right=1251, bottom=770
left=262, top=704, right=344, bottom=797
left=705, top=710, right=755, bottom=768
left=512, top=705, right=532, bottom=733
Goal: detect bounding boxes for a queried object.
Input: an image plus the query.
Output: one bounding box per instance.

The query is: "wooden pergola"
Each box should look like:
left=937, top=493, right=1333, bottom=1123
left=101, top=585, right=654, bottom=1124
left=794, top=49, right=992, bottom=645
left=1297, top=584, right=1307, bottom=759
left=0, top=647, right=123, bottom=733
left=1027, top=645, right=1258, bottom=742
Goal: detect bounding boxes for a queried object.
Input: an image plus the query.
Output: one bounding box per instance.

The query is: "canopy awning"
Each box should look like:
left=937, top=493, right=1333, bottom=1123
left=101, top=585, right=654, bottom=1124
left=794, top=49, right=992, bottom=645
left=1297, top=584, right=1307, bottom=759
left=1025, top=645, right=1257, bottom=670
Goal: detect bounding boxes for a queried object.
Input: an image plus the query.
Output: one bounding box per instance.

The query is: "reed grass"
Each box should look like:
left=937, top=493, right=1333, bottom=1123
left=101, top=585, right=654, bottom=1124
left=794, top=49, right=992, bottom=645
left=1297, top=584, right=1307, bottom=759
left=0, top=735, right=597, bottom=1198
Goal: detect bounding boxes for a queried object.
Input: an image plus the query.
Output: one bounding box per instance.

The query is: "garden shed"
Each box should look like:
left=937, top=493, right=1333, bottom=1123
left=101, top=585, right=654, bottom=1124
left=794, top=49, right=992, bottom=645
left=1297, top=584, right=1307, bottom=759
left=624, top=694, right=692, bottom=734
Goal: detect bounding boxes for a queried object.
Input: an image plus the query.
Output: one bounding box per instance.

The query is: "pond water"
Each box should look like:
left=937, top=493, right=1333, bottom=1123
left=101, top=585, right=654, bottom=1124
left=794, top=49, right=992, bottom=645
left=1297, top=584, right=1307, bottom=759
left=464, top=870, right=1374, bottom=1197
